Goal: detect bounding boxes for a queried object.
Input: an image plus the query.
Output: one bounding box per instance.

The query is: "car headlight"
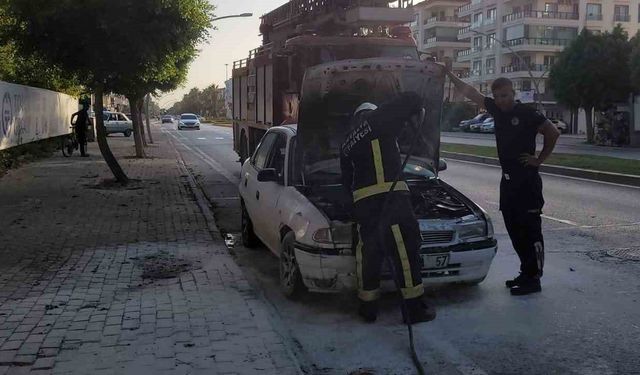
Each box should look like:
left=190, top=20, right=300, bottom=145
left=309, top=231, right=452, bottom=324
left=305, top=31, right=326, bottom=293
left=179, top=121, right=184, bottom=125
left=312, top=222, right=353, bottom=245
left=457, top=220, right=487, bottom=241
left=312, top=228, right=332, bottom=244
left=486, top=216, right=494, bottom=238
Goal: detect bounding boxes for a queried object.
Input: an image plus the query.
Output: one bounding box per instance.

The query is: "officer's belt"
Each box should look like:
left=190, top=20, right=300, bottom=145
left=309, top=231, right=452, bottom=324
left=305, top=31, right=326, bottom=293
left=353, top=181, right=409, bottom=202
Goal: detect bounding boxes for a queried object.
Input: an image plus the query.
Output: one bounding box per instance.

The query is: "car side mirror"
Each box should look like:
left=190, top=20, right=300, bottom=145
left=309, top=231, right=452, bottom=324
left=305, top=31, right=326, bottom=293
left=257, top=168, right=279, bottom=182
left=438, top=158, right=448, bottom=172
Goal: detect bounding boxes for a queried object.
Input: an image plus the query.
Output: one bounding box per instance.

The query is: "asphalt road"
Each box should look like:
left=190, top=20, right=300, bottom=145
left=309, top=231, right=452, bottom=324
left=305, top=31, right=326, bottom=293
left=161, top=122, right=640, bottom=375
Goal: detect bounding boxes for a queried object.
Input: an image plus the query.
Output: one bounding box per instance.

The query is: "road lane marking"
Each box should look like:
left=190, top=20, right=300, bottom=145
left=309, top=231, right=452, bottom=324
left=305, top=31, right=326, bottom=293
left=541, top=214, right=579, bottom=226
left=163, top=129, right=239, bottom=185
left=215, top=137, right=224, bottom=140
left=197, top=137, right=207, bottom=140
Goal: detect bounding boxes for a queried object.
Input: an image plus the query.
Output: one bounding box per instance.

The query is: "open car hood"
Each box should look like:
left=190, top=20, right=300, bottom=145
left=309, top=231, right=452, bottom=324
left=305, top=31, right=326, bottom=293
left=293, top=58, right=446, bottom=187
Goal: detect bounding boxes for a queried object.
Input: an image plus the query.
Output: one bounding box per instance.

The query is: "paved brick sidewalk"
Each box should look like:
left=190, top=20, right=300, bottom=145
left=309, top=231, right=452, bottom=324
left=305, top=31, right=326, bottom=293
left=0, top=130, right=300, bottom=374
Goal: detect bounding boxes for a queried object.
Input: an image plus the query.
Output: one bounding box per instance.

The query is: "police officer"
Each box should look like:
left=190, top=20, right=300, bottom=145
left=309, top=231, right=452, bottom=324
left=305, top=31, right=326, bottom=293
left=340, top=91, right=436, bottom=323
left=447, top=73, right=560, bottom=295
left=70, top=102, right=90, bottom=157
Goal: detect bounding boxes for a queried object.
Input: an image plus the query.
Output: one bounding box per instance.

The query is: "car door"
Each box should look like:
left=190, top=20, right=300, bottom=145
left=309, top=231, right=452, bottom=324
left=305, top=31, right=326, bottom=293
left=241, top=131, right=279, bottom=246
left=104, top=113, right=117, bottom=133
left=117, top=113, right=129, bottom=132
left=254, top=132, right=289, bottom=251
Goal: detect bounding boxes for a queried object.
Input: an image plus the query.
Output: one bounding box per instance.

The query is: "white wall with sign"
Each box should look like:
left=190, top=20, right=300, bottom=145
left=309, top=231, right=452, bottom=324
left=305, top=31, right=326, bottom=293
left=1, top=80, right=77, bottom=151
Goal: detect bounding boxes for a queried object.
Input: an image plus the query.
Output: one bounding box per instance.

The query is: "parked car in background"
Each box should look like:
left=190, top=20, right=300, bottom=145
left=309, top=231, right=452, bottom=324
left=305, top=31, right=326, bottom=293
left=479, top=117, right=495, bottom=133
left=459, top=113, right=490, bottom=132
left=178, top=113, right=201, bottom=130
left=161, top=115, right=174, bottom=124
left=550, top=118, right=568, bottom=134
left=103, top=111, right=133, bottom=137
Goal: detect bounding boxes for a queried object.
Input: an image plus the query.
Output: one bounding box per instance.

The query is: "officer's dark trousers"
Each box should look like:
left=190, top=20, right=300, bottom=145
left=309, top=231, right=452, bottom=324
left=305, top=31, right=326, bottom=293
left=500, top=171, right=545, bottom=278
left=354, top=192, right=424, bottom=302
left=76, top=128, right=87, bottom=156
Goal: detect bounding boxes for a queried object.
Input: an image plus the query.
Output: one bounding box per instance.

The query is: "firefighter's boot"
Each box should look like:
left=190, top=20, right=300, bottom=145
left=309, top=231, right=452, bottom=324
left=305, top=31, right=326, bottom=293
left=358, top=301, right=378, bottom=323
left=402, top=297, right=436, bottom=324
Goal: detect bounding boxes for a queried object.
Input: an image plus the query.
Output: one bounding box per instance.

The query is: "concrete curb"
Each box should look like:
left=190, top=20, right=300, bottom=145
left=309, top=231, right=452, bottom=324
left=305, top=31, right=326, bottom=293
left=441, top=151, right=640, bottom=187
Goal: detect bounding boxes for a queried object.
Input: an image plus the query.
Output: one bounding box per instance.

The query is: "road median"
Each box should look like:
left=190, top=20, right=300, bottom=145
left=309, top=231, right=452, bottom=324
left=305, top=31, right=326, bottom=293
left=442, top=143, right=640, bottom=187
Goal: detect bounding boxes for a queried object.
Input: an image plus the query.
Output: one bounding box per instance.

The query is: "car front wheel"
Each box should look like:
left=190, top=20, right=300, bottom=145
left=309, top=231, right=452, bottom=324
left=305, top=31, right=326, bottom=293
left=241, top=203, right=259, bottom=248
left=279, top=232, right=306, bottom=299
left=124, top=129, right=132, bottom=137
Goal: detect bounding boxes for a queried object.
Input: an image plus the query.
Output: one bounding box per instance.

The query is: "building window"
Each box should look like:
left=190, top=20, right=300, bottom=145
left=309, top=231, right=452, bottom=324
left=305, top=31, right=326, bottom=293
left=486, top=33, right=496, bottom=48
left=487, top=8, right=496, bottom=23
left=544, top=3, right=558, bottom=13
left=472, top=60, right=482, bottom=76
left=586, top=4, right=602, bottom=21
left=486, top=58, right=495, bottom=74
left=522, top=80, right=532, bottom=91
left=473, top=12, right=483, bottom=28
left=473, top=36, right=483, bottom=52
left=544, top=55, right=556, bottom=68
left=614, top=5, right=630, bottom=22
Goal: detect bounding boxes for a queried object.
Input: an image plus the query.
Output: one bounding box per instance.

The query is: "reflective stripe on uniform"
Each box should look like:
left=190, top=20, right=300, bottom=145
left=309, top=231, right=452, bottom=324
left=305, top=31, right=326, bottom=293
left=358, top=288, right=380, bottom=302
left=353, top=181, right=409, bottom=202
left=391, top=224, right=413, bottom=289
left=355, top=225, right=363, bottom=291
left=371, top=139, right=385, bottom=184
left=401, top=284, right=425, bottom=299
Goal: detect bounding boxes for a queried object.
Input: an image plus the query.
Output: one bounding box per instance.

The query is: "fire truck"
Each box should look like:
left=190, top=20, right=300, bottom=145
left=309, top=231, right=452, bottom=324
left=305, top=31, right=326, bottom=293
left=231, top=0, right=417, bottom=161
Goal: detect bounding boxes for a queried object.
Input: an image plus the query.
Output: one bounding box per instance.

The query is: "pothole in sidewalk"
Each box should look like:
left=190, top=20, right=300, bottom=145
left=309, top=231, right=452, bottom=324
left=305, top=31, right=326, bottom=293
left=606, top=247, right=640, bottom=261
left=131, top=251, right=200, bottom=279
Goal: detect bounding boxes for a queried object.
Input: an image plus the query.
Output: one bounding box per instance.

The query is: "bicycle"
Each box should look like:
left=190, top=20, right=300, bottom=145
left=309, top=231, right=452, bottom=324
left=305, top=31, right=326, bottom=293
left=61, top=126, right=85, bottom=157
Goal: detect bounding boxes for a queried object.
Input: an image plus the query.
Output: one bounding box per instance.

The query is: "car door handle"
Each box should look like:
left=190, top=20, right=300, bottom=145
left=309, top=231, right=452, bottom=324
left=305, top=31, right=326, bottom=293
left=256, top=191, right=260, bottom=200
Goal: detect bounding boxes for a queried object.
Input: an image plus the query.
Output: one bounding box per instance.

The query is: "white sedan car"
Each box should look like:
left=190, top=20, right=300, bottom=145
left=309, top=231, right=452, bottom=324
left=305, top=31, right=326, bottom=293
left=239, top=125, right=497, bottom=298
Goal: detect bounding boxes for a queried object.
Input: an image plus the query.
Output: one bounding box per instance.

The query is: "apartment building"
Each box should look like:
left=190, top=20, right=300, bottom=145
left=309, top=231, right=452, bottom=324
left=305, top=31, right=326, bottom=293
left=453, top=0, right=640, bottom=132
left=411, top=0, right=471, bottom=100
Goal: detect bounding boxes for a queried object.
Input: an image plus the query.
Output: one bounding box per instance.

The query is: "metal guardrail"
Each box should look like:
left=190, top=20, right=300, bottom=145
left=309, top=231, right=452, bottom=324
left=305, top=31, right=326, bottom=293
left=505, top=37, right=573, bottom=47
left=614, top=14, right=631, bottom=22
left=458, top=25, right=471, bottom=35
left=503, top=10, right=579, bottom=23
left=424, top=15, right=464, bottom=25
left=501, top=64, right=550, bottom=73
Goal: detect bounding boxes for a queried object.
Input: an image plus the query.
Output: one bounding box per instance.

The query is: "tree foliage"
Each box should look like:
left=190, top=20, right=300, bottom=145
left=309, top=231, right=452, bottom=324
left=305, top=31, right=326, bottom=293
left=2, top=0, right=213, bottom=180
left=168, top=84, right=226, bottom=118
left=550, top=26, right=632, bottom=142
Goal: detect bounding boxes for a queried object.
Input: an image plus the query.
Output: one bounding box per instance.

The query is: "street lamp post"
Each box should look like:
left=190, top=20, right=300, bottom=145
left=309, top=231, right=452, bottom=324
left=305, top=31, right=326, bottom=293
left=470, top=30, right=545, bottom=110
left=211, top=13, right=252, bottom=22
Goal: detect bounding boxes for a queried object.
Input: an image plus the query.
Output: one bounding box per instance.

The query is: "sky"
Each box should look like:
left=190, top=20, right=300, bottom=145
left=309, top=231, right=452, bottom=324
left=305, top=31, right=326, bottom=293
left=158, top=0, right=288, bottom=108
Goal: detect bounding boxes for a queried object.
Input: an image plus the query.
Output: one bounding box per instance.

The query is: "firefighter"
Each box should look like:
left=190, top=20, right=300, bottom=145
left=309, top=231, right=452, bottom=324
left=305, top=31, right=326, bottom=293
left=340, top=91, right=436, bottom=323
left=447, top=73, right=560, bottom=295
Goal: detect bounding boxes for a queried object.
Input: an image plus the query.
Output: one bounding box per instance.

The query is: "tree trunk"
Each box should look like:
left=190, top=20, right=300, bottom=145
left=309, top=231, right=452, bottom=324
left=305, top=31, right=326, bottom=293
left=145, top=94, right=154, bottom=144
left=95, top=85, right=129, bottom=184
left=585, top=106, right=595, bottom=144
left=127, top=95, right=145, bottom=158
left=134, top=98, right=147, bottom=147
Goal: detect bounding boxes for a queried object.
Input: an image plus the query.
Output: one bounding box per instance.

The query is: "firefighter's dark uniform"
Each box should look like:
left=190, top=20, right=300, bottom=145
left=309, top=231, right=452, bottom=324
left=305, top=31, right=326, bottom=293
left=340, top=93, right=425, bottom=305
left=484, top=97, right=546, bottom=280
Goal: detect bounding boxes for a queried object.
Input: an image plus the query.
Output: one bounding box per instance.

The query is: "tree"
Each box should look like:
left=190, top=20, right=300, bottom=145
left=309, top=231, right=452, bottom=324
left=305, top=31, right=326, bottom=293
left=3, top=0, right=213, bottom=181
left=550, top=26, right=631, bottom=143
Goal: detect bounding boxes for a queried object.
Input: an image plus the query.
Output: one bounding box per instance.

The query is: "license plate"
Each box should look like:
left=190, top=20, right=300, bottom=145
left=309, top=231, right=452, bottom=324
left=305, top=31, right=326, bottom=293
left=422, top=254, right=450, bottom=269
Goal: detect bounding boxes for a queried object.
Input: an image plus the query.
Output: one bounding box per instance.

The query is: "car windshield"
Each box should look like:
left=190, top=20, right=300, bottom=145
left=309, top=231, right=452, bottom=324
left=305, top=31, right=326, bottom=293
left=181, top=115, right=197, bottom=120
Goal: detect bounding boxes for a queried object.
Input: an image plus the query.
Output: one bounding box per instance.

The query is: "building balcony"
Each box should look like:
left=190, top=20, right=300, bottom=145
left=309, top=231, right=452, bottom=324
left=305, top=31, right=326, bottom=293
left=456, top=46, right=483, bottom=62
left=614, top=14, right=631, bottom=22
left=504, top=37, right=573, bottom=52
left=501, top=64, right=551, bottom=79
left=503, top=10, right=579, bottom=23
left=423, top=15, right=469, bottom=29
left=423, top=36, right=469, bottom=50
left=586, top=14, right=603, bottom=21
left=457, top=0, right=483, bottom=17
